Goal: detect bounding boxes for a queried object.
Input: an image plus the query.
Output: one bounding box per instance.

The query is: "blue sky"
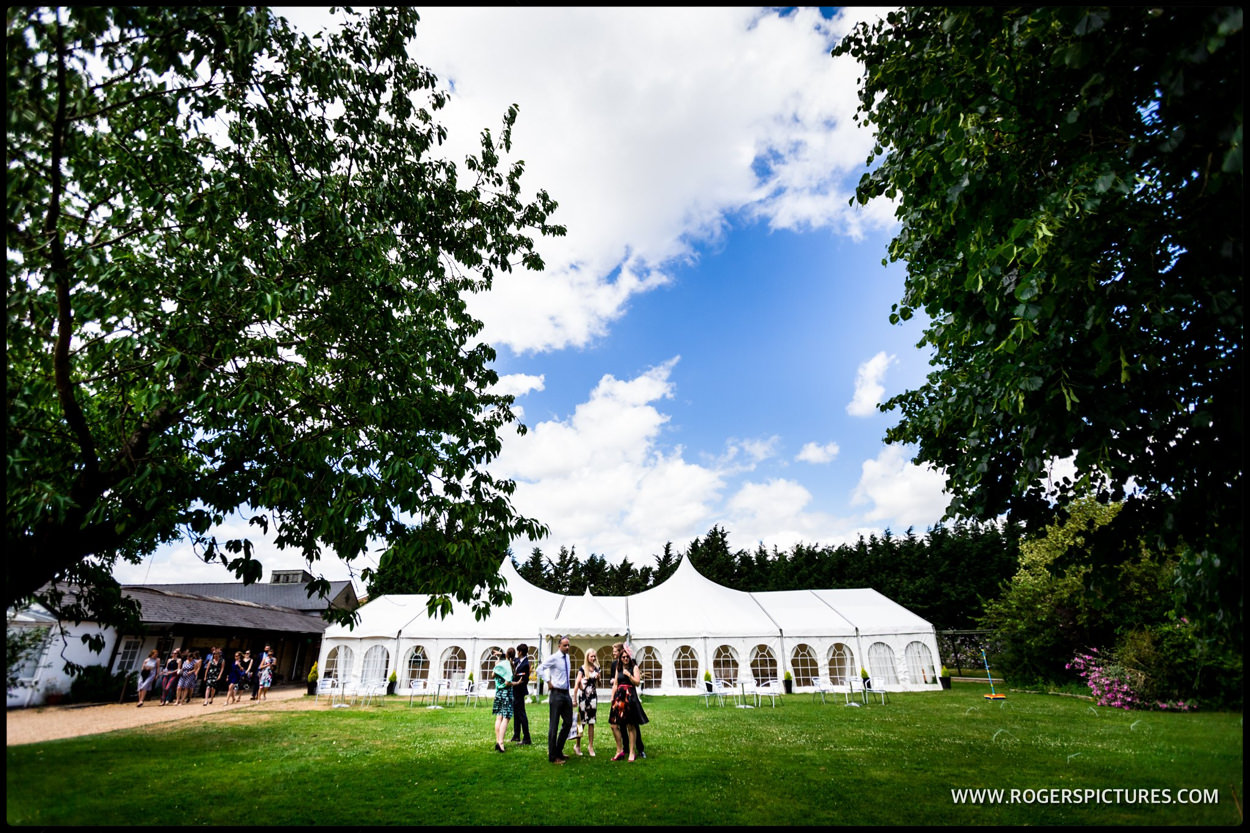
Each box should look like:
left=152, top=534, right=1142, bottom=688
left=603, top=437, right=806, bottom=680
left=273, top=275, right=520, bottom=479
left=114, top=7, right=956, bottom=589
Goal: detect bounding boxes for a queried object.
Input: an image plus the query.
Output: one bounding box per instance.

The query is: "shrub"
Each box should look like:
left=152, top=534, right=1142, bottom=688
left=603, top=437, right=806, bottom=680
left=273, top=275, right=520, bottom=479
left=68, top=665, right=133, bottom=704
left=1067, top=649, right=1144, bottom=710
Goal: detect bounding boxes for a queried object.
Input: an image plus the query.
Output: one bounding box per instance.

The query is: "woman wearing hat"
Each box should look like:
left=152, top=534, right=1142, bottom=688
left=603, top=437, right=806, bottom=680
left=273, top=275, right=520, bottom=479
left=608, top=643, right=644, bottom=761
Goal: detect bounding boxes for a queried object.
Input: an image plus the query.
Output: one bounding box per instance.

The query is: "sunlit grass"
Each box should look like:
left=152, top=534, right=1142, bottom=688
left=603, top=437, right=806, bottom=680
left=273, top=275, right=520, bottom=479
left=6, top=682, right=1242, bottom=826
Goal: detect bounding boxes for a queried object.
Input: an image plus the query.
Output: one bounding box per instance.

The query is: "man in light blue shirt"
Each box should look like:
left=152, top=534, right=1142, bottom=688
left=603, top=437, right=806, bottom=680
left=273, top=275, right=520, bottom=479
left=537, top=636, right=574, bottom=764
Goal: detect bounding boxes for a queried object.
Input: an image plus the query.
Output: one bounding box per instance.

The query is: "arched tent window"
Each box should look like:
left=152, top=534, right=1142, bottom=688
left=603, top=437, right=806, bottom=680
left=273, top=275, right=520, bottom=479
left=904, top=641, right=937, bottom=684
left=595, top=645, right=614, bottom=686
left=325, top=645, right=354, bottom=683
left=362, top=645, right=389, bottom=683
left=479, top=648, right=501, bottom=689
left=790, top=644, right=818, bottom=687
left=749, top=644, right=777, bottom=683
left=713, top=645, right=740, bottom=685
left=568, top=645, right=585, bottom=672
left=637, top=646, right=662, bottom=689
left=441, top=646, right=466, bottom=682
left=828, top=643, right=854, bottom=685
left=673, top=645, right=699, bottom=688
left=868, top=642, right=899, bottom=685
left=404, top=646, right=429, bottom=685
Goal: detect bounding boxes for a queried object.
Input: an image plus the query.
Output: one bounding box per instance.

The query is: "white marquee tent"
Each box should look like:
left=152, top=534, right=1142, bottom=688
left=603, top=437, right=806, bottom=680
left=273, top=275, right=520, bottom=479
left=317, top=556, right=943, bottom=695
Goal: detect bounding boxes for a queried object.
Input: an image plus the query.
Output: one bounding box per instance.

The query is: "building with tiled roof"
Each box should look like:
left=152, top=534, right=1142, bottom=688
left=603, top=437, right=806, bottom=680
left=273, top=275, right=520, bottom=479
left=132, top=570, right=358, bottom=615
left=7, top=571, right=359, bottom=708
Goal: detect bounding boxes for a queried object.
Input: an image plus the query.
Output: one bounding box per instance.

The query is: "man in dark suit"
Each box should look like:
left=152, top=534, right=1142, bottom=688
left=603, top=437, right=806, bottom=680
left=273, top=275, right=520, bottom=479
left=510, top=643, right=532, bottom=744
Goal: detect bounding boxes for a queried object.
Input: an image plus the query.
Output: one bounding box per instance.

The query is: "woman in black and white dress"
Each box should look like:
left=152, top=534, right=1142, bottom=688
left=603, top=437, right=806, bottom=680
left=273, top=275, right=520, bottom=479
left=573, top=650, right=600, bottom=757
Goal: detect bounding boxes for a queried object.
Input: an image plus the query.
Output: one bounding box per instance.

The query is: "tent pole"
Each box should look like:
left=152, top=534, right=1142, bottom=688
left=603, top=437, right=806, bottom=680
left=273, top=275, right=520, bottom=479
left=853, top=628, right=866, bottom=683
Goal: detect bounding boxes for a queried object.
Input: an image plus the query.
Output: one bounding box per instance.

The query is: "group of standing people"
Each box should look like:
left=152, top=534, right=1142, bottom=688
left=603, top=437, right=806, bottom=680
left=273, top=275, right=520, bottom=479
left=133, top=644, right=277, bottom=707
left=521, top=638, right=647, bottom=764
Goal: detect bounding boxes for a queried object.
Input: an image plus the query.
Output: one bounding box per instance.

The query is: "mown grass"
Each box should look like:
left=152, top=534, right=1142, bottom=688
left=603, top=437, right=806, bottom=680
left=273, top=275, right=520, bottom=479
left=6, top=682, right=1242, bottom=826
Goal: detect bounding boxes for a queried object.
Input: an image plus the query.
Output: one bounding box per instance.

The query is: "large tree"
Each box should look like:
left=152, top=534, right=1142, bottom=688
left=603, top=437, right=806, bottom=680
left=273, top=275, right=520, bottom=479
left=834, top=8, right=1243, bottom=645
left=6, top=8, right=564, bottom=628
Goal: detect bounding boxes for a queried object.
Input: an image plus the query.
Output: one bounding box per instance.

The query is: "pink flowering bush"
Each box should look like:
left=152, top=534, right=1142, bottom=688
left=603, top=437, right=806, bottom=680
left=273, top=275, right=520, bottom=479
left=1067, top=649, right=1142, bottom=710
left=1068, top=648, right=1200, bottom=712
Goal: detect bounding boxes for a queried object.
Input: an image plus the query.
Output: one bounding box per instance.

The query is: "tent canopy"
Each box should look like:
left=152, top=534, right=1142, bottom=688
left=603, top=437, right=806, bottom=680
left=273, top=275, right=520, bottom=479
left=329, top=555, right=936, bottom=644
left=321, top=555, right=944, bottom=691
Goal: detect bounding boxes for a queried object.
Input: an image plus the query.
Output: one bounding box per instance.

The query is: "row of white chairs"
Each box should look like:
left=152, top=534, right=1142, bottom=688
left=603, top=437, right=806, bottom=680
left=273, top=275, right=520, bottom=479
left=314, top=676, right=388, bottom=706
left=701, top=677, right=784, bottom=708
left=316, top=676, right=497, bottom=708
left=812, top=676, right=888, bottom=705
left=699, top=676, right=889, bottom=708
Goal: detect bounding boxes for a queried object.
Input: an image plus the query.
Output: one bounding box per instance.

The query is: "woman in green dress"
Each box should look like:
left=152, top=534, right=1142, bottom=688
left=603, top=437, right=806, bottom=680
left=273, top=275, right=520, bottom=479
left=491, top=648, right=515, bottom=753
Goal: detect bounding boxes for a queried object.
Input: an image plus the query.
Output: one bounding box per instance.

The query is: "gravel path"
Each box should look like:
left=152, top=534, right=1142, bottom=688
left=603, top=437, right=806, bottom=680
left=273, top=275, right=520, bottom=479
left=6, top=684, right=321, bottom=746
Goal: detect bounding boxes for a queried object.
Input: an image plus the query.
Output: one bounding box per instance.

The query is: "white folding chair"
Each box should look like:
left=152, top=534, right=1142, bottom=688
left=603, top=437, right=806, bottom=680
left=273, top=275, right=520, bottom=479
left=315, top=676, right=342, bottom=705
left=359, top=678, right=387, bottom=706
left=405, top=679, right=428, bottom=706
left=755, top=679, right=783, bottom=707
left=702, top=678, right=728, bottom=707
left=848, top=677, right=886, bottom=705
left=812, top=675, right=836, bottom=704
left=464, top=679, right=488, bottom=707
left=448, top=677, right=473, bottom=706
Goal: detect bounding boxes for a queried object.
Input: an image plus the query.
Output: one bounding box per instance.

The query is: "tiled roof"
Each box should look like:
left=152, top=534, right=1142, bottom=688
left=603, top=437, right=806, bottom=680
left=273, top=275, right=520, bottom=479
left=130, top=580, right=357, bottom=612
left=121, top=587, right=330, bottom=634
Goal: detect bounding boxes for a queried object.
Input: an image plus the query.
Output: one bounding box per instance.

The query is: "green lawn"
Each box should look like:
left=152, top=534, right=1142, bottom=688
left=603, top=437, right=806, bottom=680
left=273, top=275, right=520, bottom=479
left=6, top=683, right=1242, bottom=826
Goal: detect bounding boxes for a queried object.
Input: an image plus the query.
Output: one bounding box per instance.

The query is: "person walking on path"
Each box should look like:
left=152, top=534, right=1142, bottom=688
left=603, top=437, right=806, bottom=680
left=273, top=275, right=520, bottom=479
left=159, top=649, right=181, bottom=706
left=225, top=651, right=245, bottom=705
left=250, top=645, right=271, bottom=700
left=257, top=650, right=275, bottom=701
left=175, top=650, right=200, bottom=706
left=202, top=648, right=225, bottom=706
left=240, top=651, right=255, bottom=700
left=137, top=650, right=160, bottom=707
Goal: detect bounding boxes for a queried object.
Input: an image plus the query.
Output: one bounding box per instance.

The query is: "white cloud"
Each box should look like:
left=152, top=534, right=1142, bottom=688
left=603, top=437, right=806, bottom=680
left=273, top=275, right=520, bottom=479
left=489, top=357, right=728, bottom=557
left=728, top=477, right=813, bottom=525
left=847, top=351, right=895, bottom=417
left=718, top=478, right=858, bottom=554
left=491, top=362, right=938, bottom=562
left=796, top=441, right=841, bottom=464
left=732, top=435, right=782, bottom=464
left=109, top=512, right=367, bottom=588
left=400, top=7, right=892, bottom=355
left=851, top=445, right=949, bottom=530
left=491, top=373, right=546, bottom=398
